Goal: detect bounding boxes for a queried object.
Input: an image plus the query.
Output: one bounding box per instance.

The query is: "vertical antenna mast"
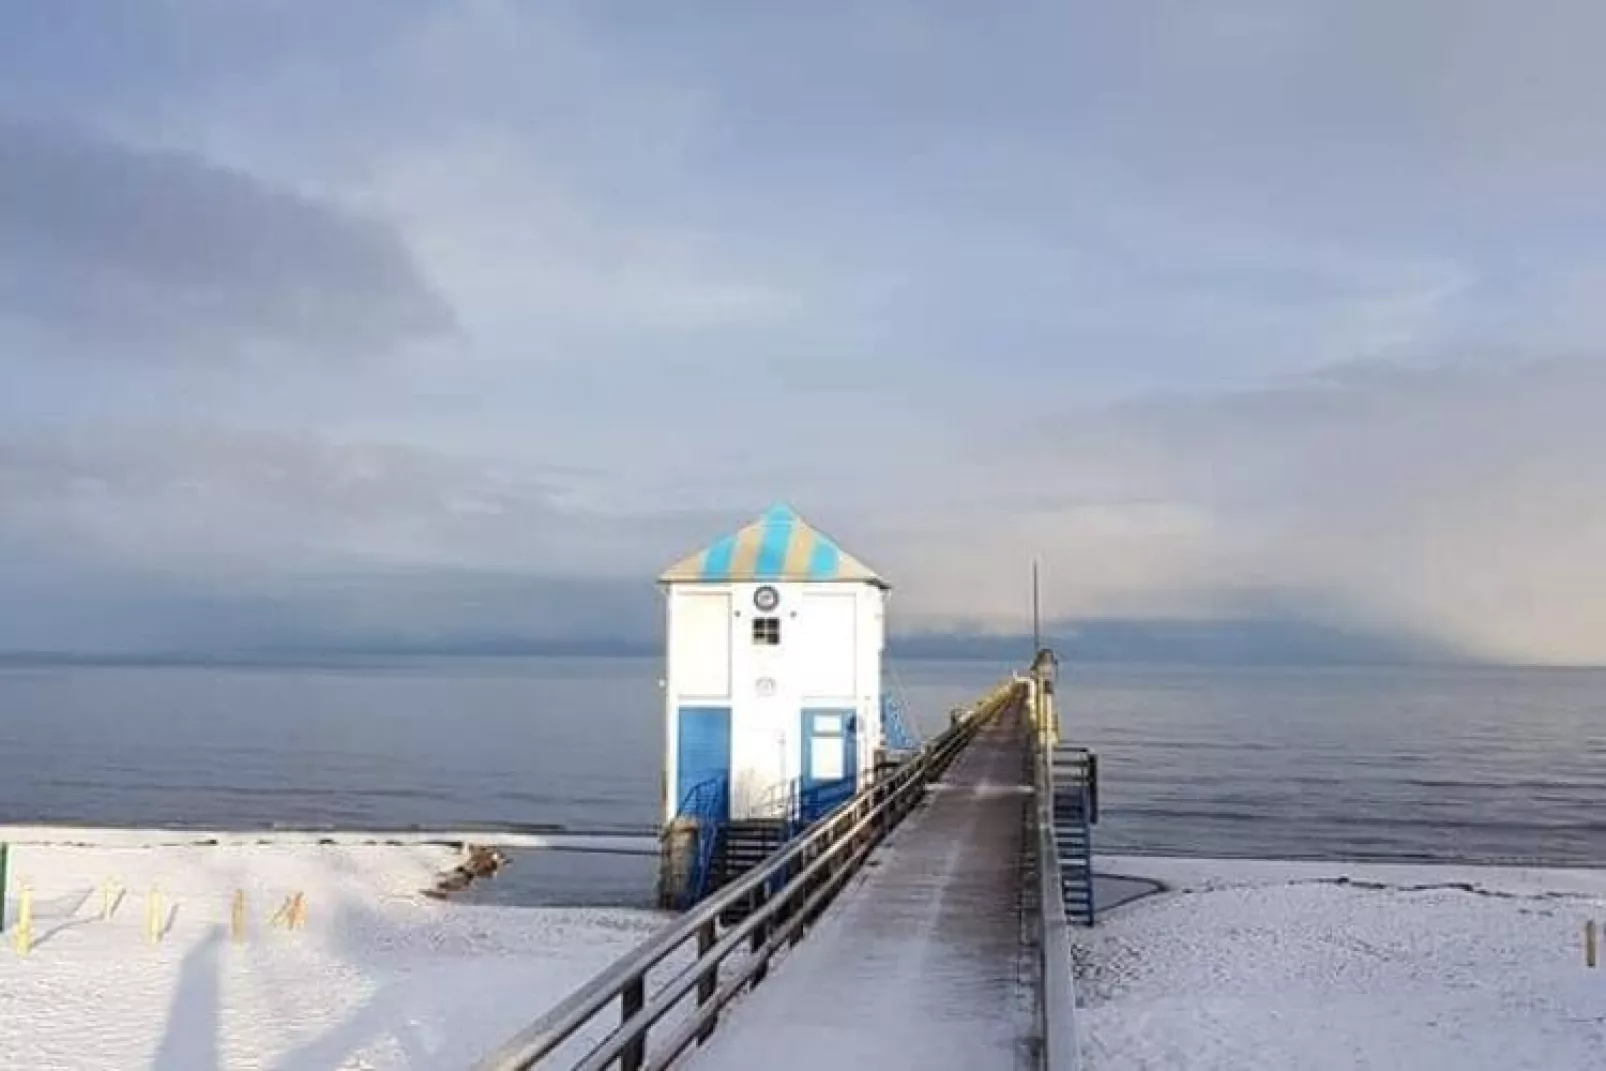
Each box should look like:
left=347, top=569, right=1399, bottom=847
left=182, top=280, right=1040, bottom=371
left=1031, top=558, right=1042, bottom=654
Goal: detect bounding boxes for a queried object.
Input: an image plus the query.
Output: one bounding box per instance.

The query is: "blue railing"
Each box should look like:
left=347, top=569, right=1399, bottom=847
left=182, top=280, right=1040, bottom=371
left=797, top=780, right=854, bottom=827
left=1051, top=747, right=1097, bottom=926
left=677, top=773, right=866, bottom=910
left=756, top=777, right=859, bottom=839
left=675, top=777, right=729, bottom=909
left=880, top=691, right=921, bottom=751
left=1073, top=778, right=1096, bottom=922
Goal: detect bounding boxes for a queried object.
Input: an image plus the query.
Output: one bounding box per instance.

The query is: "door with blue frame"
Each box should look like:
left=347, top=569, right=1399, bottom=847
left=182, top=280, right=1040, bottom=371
left=676, top=705, right=732, bottom=820
left=799, top=707, right=858, bottom=822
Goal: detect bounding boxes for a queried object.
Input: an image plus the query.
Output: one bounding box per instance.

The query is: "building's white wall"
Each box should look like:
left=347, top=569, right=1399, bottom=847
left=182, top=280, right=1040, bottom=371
left=728, top=580, right=790, bottom=818
left=858, top=585, right=886, bottom=780
left=664, top=579, right=889, bottom=823
left=670, top=590, right=732, bottom=698
left=663, top=585, right=737, bottom=823
left=661, top=589, right=677, bottom=824
left=796, top=590, right=858, bottom=701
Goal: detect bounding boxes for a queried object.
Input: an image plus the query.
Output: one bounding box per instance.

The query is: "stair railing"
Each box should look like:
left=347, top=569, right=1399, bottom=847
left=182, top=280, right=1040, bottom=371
left=749, top=776, right=860, bottom=842
left=473, top=678, right=1025, bottom=1071
left=1071, top=761, right=1096, bottom=922
left=880, top=690, right=921, bottom=751
left=1051, top=749, right=1097, bottom=925
left=673, top=777, right=730, bottom=909
left=750, top=780, right=793, bottom=822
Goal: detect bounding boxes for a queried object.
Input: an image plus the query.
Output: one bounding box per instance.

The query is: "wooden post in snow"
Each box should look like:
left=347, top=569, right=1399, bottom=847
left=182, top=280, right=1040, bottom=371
left=147, top=887, right=163, bottom=944
left=13, top=883, right=31, bottom=956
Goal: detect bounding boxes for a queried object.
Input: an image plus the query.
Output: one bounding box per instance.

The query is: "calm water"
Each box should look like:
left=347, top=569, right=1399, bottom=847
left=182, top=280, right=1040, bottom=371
left=1072, top=663, right=1606, bottom=866
left=1, top=657, right=1602, bottom=872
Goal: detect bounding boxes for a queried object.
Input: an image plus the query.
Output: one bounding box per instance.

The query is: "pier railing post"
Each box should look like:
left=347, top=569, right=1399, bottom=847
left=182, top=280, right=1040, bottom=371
left=695, top=919, right=718, bottom=1043
left=620, top=974, right=646, bottom=1071
left=750, top=907, right=769, bottom=986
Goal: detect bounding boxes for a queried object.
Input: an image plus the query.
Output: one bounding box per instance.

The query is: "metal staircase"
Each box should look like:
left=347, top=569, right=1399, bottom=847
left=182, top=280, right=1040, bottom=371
left=674, top=776, right=871, bottom=913
left=1052, top=746, right=1098, bottom=926
left=719, top=820, right=788, bottom=885
left=713, top=819, right=789, bottom=924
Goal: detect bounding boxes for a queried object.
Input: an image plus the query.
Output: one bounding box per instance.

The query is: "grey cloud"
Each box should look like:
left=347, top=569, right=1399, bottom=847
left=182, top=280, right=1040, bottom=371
left=0, top=424, right=741, bottom=579
left=1059, top=2, right=1606, bottom=229
left=871, top=355, right=1606, bottom=666
left=1, top=4, right=1603, bottom=666
left=0, top=427, right=580, bottom=571
left=0, top=560, right=661, bottom=656
left=0, top=117, right=452, bottom=362
left=0, top=423, right=730, bottom=654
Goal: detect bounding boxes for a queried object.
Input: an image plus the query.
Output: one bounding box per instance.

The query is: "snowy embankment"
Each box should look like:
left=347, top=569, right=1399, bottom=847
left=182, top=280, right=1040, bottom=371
left=0, top=829, right=669, bottom=1070
left=1078, top=856, right=1606, bottom=1071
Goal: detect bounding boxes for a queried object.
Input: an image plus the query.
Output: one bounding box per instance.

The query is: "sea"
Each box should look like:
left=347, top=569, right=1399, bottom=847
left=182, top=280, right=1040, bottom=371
left=0, top=656, right=1602, bottom=903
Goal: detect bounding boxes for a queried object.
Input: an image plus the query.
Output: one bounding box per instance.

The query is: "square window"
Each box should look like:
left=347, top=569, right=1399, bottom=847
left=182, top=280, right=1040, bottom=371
left=752, top=616, right=781, bottom=645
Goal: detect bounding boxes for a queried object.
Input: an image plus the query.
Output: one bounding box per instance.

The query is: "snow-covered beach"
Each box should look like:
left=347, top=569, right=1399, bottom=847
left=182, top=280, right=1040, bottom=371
left=0, top=829, right=668, bottom=1070
left=5, top=832, right=1605, bottom=1070
left=1079, top=856, right=1606, bottom=1070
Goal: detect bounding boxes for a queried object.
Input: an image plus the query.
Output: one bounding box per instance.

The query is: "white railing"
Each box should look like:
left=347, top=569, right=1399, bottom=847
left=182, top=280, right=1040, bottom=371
left=1033, top=727, right=1081, bottom=1071
left=1030, top=651, right=1081, bottom=1071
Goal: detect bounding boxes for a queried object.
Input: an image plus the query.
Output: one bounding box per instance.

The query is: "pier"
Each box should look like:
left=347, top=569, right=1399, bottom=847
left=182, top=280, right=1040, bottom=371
left=474, top=656, right=1097, bottom=1071
left=677, top=693, right=1034, bottom=1070
left=473, top=508, right=1101, bottom=1070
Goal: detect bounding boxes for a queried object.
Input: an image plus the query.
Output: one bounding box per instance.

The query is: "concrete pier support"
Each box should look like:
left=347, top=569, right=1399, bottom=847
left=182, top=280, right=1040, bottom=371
left=657, top=819, right=700, bottom=910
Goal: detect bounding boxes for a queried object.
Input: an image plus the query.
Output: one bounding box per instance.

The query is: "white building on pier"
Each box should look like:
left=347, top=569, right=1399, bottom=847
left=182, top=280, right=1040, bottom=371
left=658, top=505, right=888, bottom=825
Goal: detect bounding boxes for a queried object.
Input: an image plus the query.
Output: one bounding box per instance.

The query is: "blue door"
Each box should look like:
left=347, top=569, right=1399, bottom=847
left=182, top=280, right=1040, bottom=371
left=800, top=708, right=859, bottom=821
left=676, top=706, right=732, bottom=820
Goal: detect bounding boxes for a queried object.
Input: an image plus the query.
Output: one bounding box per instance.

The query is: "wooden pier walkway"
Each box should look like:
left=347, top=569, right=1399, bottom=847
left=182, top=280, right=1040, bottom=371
left=683, top=699, right=1032, bottom=1071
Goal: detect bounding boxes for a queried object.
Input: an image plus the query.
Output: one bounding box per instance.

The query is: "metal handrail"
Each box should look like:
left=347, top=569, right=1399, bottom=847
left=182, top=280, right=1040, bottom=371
left=742, top=779, right=846, bottom=852
left=880, top=689, right=922, bottom=751
left=672, top=778, right=729, bottom=909
left=749, top=779, right=792, bottom=820
left=474, top=680, right=1025, bottom=1071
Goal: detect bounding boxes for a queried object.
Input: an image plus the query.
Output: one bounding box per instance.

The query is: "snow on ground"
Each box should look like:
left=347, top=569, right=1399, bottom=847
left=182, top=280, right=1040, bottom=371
left=1079, top=855, right=1606, bottom=1071
left=0, top=830, right=670, bottom=1070
left=0, top=824, right=658, bottom=854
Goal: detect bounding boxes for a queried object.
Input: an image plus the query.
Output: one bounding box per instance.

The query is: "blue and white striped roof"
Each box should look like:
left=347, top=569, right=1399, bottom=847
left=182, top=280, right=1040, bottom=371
left=659, top=505, right=885, bottom=586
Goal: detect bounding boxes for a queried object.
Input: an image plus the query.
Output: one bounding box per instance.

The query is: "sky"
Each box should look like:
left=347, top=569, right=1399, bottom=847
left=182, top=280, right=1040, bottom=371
left=2, top=0, right=1604, bottom=664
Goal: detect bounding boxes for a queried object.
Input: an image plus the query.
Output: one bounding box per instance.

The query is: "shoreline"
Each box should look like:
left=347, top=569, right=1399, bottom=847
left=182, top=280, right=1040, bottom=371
left=0, top=823, right=659, bottom=854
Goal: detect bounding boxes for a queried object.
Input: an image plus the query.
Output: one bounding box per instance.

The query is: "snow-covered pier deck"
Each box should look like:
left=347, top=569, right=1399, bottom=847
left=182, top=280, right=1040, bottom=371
left=681, top=694, right=1034, bottom=1071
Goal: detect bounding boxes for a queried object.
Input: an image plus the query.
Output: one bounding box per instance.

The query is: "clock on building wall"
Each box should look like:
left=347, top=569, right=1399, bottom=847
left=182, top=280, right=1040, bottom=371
left=753, top=585, right=780, bottom=612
